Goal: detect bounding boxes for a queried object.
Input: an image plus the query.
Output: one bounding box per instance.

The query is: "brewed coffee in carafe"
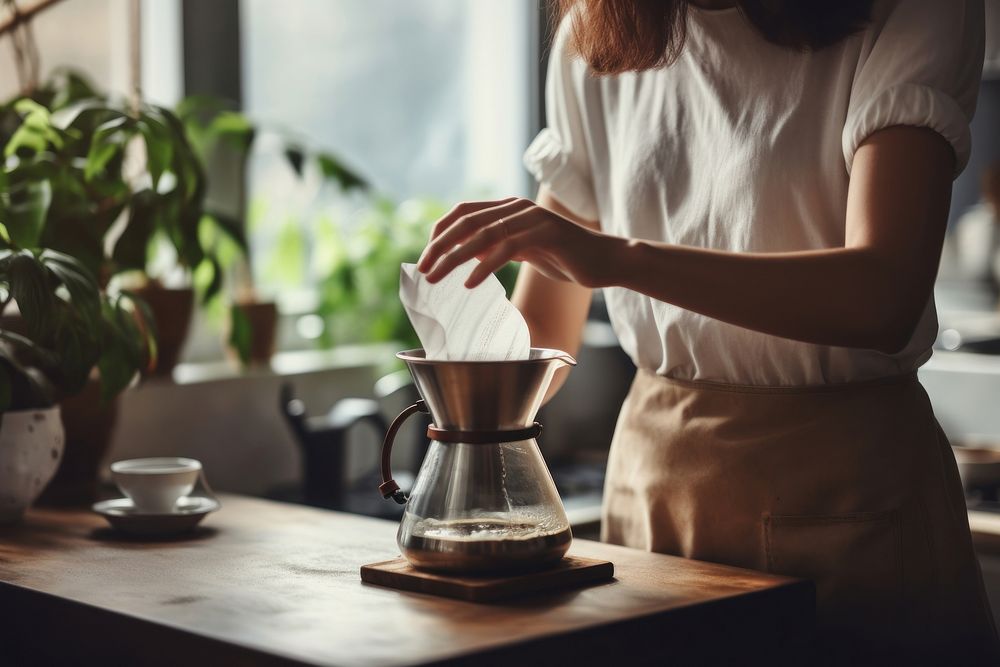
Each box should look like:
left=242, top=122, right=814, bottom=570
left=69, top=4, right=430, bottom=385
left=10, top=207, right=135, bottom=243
left=378, top=348, right=575, bottom=573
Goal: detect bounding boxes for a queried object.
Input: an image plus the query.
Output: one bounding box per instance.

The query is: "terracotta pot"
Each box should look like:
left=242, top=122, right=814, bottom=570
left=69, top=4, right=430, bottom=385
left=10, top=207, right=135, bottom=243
left=229, top=301, right=278, bottom=365
left=37, top=382, right=119, bottom=507
left=134, top=285, right=195, bottom=377
left=0, top=407, right=65, bottom=521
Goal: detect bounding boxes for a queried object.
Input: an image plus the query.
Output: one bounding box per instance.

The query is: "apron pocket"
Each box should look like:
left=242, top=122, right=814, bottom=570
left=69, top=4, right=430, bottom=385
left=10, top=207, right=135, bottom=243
left=763, top=509, right=903, bottom=645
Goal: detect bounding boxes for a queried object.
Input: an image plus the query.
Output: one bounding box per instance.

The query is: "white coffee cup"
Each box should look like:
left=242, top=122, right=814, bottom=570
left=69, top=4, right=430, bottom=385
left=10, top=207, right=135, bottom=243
left=111, top=457, right=202, bottom=514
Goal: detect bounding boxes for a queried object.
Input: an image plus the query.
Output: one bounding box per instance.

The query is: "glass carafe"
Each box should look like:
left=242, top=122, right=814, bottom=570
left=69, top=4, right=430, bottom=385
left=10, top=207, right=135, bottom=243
left=378, top=348, right=575, bottom=574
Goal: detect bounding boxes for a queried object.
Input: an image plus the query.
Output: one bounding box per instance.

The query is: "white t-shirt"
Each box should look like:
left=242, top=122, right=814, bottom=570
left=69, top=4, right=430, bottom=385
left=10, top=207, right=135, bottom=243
left=524, top=0, right=984, bottom=386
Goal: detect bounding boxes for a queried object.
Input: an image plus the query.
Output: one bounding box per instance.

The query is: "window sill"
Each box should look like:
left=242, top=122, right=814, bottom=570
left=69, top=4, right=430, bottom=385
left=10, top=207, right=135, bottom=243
left=167, top=342, right=399, bottom=386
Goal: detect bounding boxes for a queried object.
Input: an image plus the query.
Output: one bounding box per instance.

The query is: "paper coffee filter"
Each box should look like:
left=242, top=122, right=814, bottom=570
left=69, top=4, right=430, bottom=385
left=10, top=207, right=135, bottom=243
left=399, top=261, right=530, bottom=361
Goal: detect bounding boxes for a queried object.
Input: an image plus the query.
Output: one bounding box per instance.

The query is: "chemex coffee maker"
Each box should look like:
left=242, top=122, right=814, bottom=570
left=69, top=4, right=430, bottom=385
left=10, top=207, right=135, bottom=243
left=378, top=348, right=576, bottom=574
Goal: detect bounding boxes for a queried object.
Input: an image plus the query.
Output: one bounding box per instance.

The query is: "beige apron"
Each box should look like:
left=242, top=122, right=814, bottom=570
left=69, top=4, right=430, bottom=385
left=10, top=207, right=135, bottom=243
left=602, top=370, right=999, bottom=664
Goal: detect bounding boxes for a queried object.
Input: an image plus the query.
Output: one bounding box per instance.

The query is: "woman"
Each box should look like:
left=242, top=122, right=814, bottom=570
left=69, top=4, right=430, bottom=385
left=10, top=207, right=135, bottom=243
left=417, top=0, right=997, bottom=661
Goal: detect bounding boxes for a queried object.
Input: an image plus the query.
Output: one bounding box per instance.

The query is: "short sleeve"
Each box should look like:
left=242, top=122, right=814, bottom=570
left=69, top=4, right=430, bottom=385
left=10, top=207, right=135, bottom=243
left=842, top=0, right=985, bottom=178
left=523, top=17, right=600, bottom=221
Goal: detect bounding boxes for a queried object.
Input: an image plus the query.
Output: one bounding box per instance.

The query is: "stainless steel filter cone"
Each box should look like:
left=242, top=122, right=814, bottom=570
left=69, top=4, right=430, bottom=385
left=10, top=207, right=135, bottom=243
left=396, top=348, right=576, bottom=430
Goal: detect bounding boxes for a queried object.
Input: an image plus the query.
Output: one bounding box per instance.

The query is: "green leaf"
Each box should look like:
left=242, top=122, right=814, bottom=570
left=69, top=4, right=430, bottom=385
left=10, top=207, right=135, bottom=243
left=83, top=141, right=120, bottom=181
left=45, top=68, right=103, bottom=110
left=4, top=122, right=48, bottom=156
left=316, top=153, right=368, bottom=191
left=153, top=108, right=212, bottom=271
left=175, top=94, right=234, bottom=124
left=84, top=115, right=132, bottom=181
left=97, top=333, right=134, bottom=402
left=49, top=99, right=113, bottom=131
left=94, top=293, right=149, bottom=401
left=138, top=115, right=174, bottom=190
left=285, top=147, right=304, bottom=176
left=6, top=251, right=56, bottom=340
left=228, top=303, right=252, bottom=366
left=52, top=317, right=96, bottom=397
left=39, top=249, right=102, bottom=330
left=58, top=105, right=128, bottom=140
left=156, top=106, right=208, bottom=197
left=13, top=98, right=48, bottom=116
left=111, top=189, right=159, bottom=272
left=203, top=210, right=248, bottom=252
left=208, top=111, right=255, bottom=153
left=496, top=261, right=520, bottom=297
left=0, top=330, right=57, bottom=366
left=174, top=205, right=208, bottom=269
left=1, top=179, right=51, bottom=248
left=4, top=100, right=60, bottom=157
left=0, top=342, right=56, bottom=409
left=193, top=255, right=223, bottom=305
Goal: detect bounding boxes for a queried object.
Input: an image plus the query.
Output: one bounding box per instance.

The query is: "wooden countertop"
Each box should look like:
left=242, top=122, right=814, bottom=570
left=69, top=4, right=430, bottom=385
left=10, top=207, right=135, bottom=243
left=0, top=494, right=813, bottom=666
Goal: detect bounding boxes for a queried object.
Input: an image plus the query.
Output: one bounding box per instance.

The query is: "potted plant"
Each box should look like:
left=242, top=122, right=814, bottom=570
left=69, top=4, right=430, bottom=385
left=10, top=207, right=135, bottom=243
left=0, top=236, right=151, bottom=520
left=2, top=0, right=242, bottom=377
left=0, top=75, right=242, bottom=502
left=176, top=96, right=369, bottom=365
left=1, top=73, right=245, bottom=376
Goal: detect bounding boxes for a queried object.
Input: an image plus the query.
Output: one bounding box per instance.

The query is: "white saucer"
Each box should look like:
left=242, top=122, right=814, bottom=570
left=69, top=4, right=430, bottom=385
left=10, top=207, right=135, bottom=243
left=92, top=496, right=221, bottom=536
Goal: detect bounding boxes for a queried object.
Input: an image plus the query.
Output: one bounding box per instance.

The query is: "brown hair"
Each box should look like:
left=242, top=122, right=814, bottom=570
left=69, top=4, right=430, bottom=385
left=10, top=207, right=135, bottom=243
left=558, top=0, right=874, bottom=75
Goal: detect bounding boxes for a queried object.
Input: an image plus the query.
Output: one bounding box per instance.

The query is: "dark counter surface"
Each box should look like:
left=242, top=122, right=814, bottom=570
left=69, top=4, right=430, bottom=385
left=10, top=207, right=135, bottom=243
left=0, top=494, right=813, bottom=665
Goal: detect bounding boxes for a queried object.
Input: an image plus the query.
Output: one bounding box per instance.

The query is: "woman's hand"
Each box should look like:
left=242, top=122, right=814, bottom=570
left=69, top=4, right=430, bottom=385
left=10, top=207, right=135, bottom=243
left=416, top=196, right=621, bottom=289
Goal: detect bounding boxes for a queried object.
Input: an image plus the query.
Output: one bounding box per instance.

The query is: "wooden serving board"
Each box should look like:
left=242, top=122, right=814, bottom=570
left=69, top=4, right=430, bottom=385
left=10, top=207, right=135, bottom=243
left=360, top=556, right=615, bottom=602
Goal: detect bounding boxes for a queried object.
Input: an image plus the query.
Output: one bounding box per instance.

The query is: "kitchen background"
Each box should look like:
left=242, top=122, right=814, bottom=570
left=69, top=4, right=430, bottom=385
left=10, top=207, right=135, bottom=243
left=5, top=0, right=1000, bottom=627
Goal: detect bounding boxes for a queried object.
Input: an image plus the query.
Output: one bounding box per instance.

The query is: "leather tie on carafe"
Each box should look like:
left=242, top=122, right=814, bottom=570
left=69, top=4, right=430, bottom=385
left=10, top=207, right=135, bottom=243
left=378, top=399, right=543, bottom=505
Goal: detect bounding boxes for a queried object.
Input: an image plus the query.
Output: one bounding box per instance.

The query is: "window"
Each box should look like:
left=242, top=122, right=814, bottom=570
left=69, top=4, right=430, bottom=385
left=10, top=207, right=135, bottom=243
left=241, top=0, right=537, bottom=200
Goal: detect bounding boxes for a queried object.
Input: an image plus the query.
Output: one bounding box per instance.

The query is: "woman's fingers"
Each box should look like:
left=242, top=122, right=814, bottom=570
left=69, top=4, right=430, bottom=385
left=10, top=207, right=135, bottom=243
left=418, top=198, right=532, bottom=273
left=423, top=222, right=510, bottom=283
left=427, top=197, right=519, bottom=242
left=465, top=242, right=523, bottom=288
left=423, top=209, right=537, bottom=283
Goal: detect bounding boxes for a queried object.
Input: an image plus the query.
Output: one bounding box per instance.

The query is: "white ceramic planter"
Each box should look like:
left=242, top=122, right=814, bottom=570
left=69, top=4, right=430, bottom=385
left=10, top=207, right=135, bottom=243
left=0, top=407, right=64, bottom=522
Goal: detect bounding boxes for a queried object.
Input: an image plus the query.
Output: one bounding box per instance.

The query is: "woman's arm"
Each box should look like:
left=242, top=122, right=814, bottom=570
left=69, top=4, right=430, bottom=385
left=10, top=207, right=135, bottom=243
left=418, top=125, right=954, bottom=355
left=511, top=188, right=594, bottom=400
